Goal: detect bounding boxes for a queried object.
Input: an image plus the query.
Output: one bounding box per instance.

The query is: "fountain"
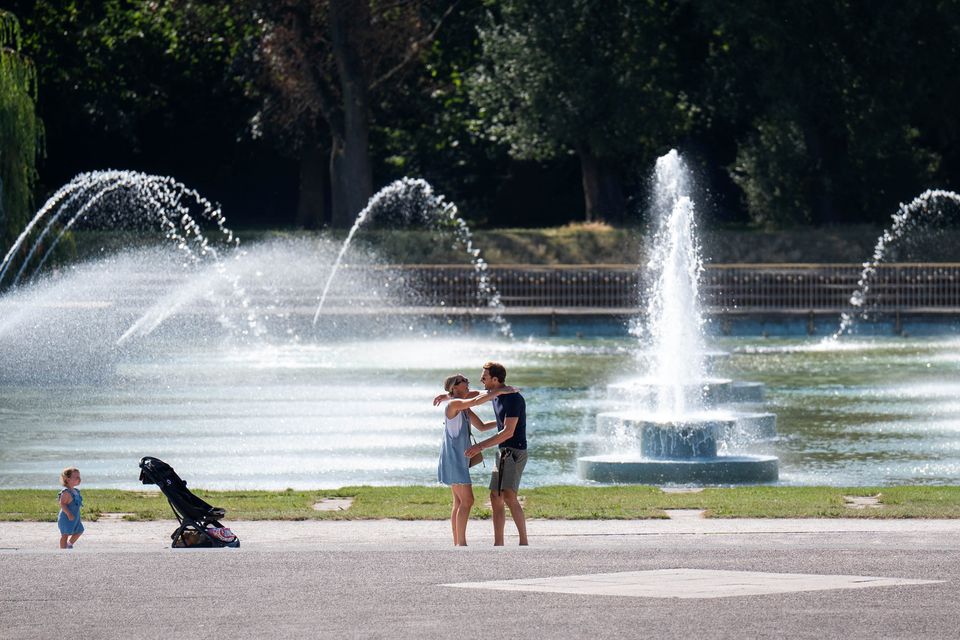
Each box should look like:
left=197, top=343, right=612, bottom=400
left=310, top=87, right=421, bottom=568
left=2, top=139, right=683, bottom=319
left=0, top=170, right=239, bottom=289
left=0, top=173, right=516, bottom=382
left=0, top=171, right=266, bottom=382
left=312, top=177, right=511, bottom=337
left=5, top=168, right=960, bottom=490
left=832, top=189, right=960, bottom=339
left=578, top=150, right=778, bottom=484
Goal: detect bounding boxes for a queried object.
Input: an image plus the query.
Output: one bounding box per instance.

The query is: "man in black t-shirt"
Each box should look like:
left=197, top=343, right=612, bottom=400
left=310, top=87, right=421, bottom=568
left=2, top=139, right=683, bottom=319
left=464, top=361, right=528, bottom=546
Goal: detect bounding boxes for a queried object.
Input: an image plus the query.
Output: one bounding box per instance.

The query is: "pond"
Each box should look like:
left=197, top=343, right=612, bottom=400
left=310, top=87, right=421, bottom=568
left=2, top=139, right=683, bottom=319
left=2, top=332, right=958, bottom=489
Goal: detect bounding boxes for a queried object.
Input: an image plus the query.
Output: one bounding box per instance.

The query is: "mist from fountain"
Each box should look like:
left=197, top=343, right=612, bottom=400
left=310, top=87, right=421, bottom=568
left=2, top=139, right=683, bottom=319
left=312, top=177, right=511, bottom=336
left=0, top=170, right=266, bottom=343
left=0, top=233, right=442, bottom=385
left=0, top=171, right=518, bottom=385
left=832, top=189, right=960, bottom=339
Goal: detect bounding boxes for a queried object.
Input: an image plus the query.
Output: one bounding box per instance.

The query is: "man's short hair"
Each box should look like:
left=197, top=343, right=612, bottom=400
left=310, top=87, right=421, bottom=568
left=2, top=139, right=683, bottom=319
left=483, top=361, right=506, bottom=383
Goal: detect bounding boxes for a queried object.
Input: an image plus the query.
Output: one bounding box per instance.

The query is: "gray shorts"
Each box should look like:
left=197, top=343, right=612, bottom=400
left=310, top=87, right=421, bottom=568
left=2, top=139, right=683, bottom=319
left=489, top=447, right=528, bottom=494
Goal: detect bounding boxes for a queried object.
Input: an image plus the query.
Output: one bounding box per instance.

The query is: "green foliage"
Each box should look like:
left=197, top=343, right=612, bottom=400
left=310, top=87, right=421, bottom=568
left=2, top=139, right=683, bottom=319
left=468, top=0, right=694, bottom=163
left=466, top=0, right=704, bottom=222
left=351, top=225, right=642, bottom=265
left=4, top=0, right=264, bottom=228
left=4, top=1, right=960, bottom=230
left=16, top=0, right=254, bottom=142
left=703, top=0, right=958, bottom=226
left=0, top=10, right=42, bottom=251
left=730, top=115, right=815, bottom=226
left=372, top=0, right=519, bottom=224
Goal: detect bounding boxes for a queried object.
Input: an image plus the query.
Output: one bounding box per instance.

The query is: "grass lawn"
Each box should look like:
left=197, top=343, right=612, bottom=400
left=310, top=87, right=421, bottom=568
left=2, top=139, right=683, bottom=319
left=4, top=485, right=960, bottom=521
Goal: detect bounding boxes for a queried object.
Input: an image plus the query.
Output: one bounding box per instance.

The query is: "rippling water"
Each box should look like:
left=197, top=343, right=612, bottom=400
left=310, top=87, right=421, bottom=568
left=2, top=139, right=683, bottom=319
left=2, top=333, right=959, bottom=488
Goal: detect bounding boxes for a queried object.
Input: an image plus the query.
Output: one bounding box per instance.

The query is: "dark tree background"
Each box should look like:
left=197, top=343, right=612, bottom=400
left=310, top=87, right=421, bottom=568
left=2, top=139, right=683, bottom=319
left=1, top=0, right=959, bottom=244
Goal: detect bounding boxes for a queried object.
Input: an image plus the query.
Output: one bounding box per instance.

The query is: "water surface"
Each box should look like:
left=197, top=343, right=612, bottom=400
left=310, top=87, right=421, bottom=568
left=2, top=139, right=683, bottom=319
left=2, top=333, right=959, bottom=489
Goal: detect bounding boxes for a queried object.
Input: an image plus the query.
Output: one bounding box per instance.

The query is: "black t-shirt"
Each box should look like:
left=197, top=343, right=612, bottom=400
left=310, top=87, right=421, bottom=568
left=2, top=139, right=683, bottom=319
left=493, top=392, right=526, bottom=450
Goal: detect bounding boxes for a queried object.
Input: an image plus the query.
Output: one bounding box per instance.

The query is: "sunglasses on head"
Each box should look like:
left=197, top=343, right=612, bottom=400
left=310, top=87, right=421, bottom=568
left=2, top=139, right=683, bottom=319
left=454, top=377, right=468, bottom=385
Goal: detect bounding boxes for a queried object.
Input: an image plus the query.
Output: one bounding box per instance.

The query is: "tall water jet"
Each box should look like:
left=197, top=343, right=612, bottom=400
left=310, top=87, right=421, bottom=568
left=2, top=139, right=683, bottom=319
left=579, top=150, right=778, bottom=484
left=643, top=152, right=707, bottom=415
left=312, top=177, right=511, bottom=336
left=832, top=189, right=960, bottom=339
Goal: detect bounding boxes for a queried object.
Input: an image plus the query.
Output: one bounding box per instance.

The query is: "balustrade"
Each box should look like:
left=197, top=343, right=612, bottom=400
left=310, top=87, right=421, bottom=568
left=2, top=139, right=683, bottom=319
left=343, top=264, right=960, bottom=313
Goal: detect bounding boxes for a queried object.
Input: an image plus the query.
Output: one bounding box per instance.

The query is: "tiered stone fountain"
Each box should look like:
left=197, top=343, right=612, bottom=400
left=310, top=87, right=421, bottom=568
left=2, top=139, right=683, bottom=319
left=578, top=150, right=778, bottom=484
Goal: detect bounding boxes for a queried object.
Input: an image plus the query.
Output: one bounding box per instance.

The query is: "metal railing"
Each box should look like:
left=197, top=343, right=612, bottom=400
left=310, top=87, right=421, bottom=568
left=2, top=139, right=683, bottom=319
left=381, top=264, right=960, bottom=314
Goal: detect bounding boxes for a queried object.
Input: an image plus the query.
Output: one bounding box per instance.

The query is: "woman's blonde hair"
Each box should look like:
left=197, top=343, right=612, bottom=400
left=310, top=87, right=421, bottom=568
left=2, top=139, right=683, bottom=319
left=444, top=374, right=466, bottom=394
left=60, top=467, right=79, bottom=487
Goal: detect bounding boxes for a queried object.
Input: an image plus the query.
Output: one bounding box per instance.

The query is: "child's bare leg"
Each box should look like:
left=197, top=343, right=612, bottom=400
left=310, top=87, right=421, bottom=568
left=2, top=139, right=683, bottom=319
left=60, top=534, right=70, bottom=549
left=68, top=532, right=82, bottom=546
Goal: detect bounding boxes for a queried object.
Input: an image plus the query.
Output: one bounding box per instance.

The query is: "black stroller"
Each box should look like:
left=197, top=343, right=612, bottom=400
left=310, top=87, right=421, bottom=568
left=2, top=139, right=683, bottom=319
left=138, top=456, right=240, bottom=548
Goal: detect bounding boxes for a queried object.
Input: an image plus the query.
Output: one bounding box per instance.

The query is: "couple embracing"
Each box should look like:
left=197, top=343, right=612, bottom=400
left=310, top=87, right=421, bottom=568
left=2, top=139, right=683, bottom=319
left=435, top=361, right=527, bottom=547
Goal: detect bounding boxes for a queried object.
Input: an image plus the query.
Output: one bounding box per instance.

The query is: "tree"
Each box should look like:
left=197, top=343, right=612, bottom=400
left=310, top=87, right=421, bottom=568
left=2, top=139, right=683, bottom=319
left=0, top=10, right=42, bottom=252
left=468, top=0, right=698, bottom=223
left=702, top=0, right=955, bottom=226
left=252, top=0, right=457, bottom=228
left=6, top=0, right=274, bottom=226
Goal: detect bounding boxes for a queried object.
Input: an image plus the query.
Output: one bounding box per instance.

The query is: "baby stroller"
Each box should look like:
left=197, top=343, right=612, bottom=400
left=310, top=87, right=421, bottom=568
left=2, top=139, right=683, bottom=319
left=138, top=456, right=239, bottom=548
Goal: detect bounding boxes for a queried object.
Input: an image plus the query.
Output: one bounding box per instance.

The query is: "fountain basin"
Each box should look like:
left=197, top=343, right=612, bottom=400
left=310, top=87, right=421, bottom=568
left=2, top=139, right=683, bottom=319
left=640, top=422, right=719, bottom=458
left=607, top=377, right=733, bottom=406
left=729, top=381, right=767, bottom=402
left=728, top=412, right=777, bottom=440
left=597, top=410, right=777, bottom=450
left=588, top=411, right=779, bottom=483
left=600, top=415, right=729, bottom=458
left=632, top=349, right=731, bottom=363
left=578, top=454, right=779, bottom=484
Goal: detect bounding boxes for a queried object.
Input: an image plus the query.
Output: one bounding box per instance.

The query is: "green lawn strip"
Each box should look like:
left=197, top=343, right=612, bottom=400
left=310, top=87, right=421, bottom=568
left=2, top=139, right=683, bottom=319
left=339, top=486, right=454, bottom=520
left=523, top=486, right=668, bottom=519
left=0, top=490, right=169, bottom=522
left=3, top=486, right=960, bottom=521
left=874, top=486, right=960, bottom=518
left=679, top=486, right=870, bottom=518
left=660, top=486, right=960, bottom=518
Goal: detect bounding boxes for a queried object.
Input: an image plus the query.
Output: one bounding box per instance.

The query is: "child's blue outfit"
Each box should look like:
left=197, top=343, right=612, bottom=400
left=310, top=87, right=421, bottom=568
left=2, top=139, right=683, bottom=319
left=58, top=488, right=84, bottom=535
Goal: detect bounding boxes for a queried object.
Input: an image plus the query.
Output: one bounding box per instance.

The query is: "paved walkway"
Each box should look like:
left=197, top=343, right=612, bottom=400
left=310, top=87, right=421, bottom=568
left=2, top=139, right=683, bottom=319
left=3, top=518, right=960, bottom=639
left=6, top=515, right=960, bottom=551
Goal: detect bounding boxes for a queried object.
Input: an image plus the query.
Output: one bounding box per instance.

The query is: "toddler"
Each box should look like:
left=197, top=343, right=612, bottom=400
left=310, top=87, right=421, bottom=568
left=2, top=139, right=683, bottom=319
left=58, top=467, right=84, bottom=549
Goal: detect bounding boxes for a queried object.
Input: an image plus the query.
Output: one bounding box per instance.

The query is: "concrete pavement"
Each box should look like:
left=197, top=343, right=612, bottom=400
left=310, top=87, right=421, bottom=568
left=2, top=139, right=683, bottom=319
left=2, top=517, right=959, bottom=639
left=6, top=514, right=960, bottom=551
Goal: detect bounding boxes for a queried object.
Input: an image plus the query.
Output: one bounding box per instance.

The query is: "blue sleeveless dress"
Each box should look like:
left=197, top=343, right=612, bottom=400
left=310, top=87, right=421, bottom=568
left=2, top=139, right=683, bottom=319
left=58, top=488, right=84, bottom=535
left=438, top=408, right=472, bottom=485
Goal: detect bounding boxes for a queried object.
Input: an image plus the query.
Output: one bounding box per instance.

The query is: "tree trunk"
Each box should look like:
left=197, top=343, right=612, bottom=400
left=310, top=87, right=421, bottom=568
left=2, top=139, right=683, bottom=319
left=296, top=143, right=329, bottom=229
left=328, top=0, right=374, bottom=229
left=577, top=145, right=626, bottom=223
left=328, top=107, right=372, bottom=228
left=802, top=123, right=835, bottom=225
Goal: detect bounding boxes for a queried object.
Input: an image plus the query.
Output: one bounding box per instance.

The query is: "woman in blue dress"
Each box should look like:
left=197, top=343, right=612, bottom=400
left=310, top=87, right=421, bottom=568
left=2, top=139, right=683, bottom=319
left=58, top=467, right=84, bottom=549
left=437, top=374, right=516, bottom=546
